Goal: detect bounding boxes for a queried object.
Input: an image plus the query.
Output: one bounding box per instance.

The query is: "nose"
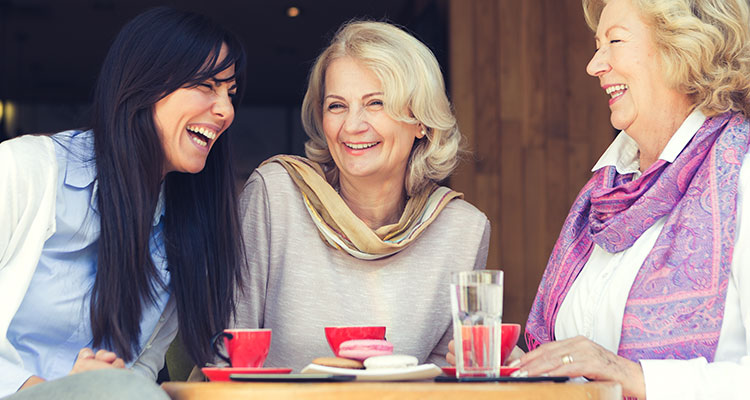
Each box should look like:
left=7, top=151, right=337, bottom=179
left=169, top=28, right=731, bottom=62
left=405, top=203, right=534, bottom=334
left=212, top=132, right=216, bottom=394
left=586, top=47, right=610, bottom=77
left=212, top=91, right=234, bottom=122
left=342, top=107, right=368, bottom=134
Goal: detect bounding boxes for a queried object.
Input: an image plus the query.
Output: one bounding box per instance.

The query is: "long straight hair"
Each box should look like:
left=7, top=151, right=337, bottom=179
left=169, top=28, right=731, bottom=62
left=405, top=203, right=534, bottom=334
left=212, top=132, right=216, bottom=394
left=90, top=7, right=246, bottom=365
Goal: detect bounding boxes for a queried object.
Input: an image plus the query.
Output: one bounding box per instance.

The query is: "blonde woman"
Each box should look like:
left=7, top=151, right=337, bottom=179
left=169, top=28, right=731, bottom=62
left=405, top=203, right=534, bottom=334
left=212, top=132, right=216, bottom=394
left=515, top=0, right=750, bottom=398
left=234, top=21, right=490, bottom=371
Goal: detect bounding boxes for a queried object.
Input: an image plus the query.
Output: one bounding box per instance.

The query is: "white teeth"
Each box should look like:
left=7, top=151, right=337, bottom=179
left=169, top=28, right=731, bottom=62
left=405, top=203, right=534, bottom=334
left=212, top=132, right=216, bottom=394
left=345, top=142, right=378, bottom=150
left=605, top=84, right=628, bottom=98
left=190, top=135, right=207, bottom=147
left=186, top=126, right=217, bottom=140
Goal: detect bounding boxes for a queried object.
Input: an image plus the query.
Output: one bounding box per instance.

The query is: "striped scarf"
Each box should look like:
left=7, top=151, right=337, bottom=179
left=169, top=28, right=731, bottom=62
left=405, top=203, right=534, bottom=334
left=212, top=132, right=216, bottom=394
left=262, top=155, right=462, bottom=260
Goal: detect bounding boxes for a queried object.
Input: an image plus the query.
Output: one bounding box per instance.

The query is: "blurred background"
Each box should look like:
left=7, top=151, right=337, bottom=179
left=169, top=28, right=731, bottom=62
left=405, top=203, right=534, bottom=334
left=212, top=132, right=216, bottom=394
left=0, top=0, right=614, bottom=344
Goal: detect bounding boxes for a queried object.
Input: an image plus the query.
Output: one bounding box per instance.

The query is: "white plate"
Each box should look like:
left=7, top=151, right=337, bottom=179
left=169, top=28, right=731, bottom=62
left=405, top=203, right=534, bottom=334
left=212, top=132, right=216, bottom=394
left=300, top=363, right=442, bottom=381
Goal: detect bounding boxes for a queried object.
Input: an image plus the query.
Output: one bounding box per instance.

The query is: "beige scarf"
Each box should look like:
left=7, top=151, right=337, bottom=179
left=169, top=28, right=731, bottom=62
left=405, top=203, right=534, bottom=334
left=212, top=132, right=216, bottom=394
left=262, top=155, right=462, bottom=260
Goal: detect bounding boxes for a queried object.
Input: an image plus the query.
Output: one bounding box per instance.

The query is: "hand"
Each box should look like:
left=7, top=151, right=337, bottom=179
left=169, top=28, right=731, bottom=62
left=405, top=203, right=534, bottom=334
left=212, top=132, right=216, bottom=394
left=446, top=340, right=456, bottom=366
left=505, top=346, right=525, bottom=366
left=513, top=336, right=645, bottom=398
left=447, top=341, right=526, bottom=367
left=69, top=348, right=126, bottom=375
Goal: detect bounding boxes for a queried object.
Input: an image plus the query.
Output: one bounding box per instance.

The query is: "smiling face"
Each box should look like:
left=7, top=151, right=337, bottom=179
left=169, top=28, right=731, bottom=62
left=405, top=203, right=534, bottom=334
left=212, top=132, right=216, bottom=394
left=154, top=44, right=237, bottom=175
left=322, top=57, right=423, bottom=186
left=586, top=0, right=690, bottom=135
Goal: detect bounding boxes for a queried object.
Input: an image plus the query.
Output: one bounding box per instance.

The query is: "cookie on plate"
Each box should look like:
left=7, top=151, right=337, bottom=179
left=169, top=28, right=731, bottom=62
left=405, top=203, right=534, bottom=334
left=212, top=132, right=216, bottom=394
left=312, top=357, right=364, bottom=369
left=338, top=339, right=394, bottom=360
left=363, top=354, right=418, bottom=369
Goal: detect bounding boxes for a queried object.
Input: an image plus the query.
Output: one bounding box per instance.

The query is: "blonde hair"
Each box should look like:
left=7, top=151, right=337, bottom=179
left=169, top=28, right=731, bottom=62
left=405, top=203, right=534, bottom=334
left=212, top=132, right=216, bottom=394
left=301, top=20, right=463, bottom=196
left=583, top=0, right=750, bottom=116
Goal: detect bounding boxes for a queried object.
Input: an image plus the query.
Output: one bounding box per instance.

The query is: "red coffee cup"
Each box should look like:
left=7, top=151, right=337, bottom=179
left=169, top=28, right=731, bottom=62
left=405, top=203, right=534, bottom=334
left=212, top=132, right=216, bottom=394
left=324, top=326, right=386, bottom=357
left=211, top=329, right=271, bottom=367
left=460, top=323, right=521, bottom=367
left=499, top=323, right=521, bottom=364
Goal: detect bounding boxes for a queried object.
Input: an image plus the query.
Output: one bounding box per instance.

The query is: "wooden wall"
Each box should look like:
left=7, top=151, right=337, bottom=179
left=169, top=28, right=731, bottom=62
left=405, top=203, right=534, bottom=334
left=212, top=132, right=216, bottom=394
left=447, top=0, right=614, bottom=341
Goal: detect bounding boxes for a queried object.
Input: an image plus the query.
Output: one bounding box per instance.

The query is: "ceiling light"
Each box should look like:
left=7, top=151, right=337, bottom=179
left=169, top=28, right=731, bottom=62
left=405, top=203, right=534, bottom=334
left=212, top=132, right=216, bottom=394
left=286, top=6, right=300, bottom=18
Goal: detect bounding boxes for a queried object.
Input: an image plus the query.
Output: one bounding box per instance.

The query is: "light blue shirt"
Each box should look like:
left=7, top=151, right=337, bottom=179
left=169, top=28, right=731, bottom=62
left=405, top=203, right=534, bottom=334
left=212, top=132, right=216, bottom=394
left=3, top=130, right=171, bottom=388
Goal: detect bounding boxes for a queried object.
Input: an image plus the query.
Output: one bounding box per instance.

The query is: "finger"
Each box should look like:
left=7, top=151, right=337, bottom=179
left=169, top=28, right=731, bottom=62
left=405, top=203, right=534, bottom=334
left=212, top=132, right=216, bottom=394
left=505, top=346, right=525, bottom=367
left=112, top=358, right=126, bottom=369
left=519, top=340, right=567, bottom=367
left=77, top=348, right=95, bottom=360
left=448, top=340, right=455, bottom=354
left=95, top=350, right=118, bottom=363
left=446, top=351, right=456, bottom=366
left=517, top=337, right=587, bottom=376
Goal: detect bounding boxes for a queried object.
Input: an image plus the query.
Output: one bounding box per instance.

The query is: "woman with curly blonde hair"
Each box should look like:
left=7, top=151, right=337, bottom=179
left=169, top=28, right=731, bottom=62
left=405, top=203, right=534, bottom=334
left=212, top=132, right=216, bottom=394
left=233, top=20, right=489, bottom=371
left=514, top=0, right=750, bottom=398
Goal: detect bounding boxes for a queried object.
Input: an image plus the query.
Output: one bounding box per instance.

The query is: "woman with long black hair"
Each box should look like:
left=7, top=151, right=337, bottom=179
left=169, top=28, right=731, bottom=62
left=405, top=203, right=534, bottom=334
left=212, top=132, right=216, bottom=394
left=0, top=7, right=245, bottom=399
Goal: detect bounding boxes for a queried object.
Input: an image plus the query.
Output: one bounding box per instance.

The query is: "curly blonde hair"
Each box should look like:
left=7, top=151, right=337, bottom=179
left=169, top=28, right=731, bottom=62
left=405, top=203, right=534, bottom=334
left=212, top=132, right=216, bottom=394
left=583, top=0, right=750, bottom=116
left=301, top=20, right=463, bottom=196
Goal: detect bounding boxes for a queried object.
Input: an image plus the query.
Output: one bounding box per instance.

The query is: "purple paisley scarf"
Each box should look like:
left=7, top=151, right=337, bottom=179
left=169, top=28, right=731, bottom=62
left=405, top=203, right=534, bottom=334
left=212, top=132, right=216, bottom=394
left=526, top=112, right=749, bottom=362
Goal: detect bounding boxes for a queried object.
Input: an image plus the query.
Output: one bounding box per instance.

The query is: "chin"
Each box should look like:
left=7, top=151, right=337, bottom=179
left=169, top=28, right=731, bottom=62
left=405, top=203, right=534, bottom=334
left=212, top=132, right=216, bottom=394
left=609, top=114, right=632, bottom=132
left=177, top=162, right=208, bottom=175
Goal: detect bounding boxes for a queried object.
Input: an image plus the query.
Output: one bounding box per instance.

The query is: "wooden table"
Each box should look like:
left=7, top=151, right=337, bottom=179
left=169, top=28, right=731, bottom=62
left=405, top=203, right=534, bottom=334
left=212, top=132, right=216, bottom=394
left=162, top=380, right=622, bottom=400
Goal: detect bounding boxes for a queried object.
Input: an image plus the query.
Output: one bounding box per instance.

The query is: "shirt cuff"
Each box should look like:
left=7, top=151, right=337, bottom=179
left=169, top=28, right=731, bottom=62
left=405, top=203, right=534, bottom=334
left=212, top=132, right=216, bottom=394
left=641, top=357, right=750, bottom=400
left=0, top=358, right=34, bottom=398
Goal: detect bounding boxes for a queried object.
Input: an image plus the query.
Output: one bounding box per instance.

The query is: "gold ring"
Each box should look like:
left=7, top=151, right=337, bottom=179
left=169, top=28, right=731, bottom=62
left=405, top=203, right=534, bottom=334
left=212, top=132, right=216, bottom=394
left=561, top=354, right=573, bottom=365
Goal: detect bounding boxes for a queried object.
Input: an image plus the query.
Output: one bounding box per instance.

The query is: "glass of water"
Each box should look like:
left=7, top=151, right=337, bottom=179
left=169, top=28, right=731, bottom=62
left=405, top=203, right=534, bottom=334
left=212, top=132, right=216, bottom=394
left=450, top=270, right=503, bottom=378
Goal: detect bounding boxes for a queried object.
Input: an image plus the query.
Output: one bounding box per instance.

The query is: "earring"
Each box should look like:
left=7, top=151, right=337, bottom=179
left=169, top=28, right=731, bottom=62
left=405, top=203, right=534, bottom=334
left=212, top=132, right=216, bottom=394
left=420, top=126, right=427, bottom=136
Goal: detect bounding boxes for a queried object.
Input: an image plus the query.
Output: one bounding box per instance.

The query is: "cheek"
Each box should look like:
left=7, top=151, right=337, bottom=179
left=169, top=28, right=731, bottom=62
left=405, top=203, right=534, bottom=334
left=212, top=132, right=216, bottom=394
left=322, top=115, right=340, bottom=144
left=226, top=108, right=236, bottom=127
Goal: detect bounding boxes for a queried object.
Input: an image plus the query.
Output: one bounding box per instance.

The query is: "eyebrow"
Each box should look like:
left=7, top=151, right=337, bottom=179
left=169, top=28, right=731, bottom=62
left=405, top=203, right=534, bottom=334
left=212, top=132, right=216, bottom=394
left=596, top=24, right=628, bottom=41
left=324, top=92, right=384, bottom=102
left=210, top=76, right=237, bottom=91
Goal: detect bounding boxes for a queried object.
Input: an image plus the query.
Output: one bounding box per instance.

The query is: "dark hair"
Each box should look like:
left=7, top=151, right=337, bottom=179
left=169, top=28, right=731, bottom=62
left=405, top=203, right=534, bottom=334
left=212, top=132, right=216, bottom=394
left=90, top=7, right=246, bottom=365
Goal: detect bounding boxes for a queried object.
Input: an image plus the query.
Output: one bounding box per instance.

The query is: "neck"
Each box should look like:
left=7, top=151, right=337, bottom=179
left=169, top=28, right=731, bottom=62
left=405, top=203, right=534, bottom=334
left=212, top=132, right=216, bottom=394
left=338, top=174, right=406, bottom=230
left=630, top=104, right=693, bottom=172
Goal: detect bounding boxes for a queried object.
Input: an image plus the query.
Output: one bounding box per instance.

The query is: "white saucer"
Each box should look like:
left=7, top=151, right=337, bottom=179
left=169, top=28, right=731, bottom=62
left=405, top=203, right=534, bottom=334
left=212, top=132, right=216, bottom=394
left=300, top=363, right=442, bottom=381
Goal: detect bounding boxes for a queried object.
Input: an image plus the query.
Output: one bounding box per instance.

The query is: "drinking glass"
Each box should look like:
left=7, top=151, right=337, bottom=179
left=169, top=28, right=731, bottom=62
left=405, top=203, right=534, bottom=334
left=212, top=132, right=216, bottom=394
left=450, top=270, right=504, bottom=378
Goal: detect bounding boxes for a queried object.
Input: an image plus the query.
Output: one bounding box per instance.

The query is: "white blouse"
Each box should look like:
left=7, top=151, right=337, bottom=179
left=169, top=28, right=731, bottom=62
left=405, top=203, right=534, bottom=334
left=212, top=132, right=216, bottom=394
left=556, top=110, right=750, bottom=400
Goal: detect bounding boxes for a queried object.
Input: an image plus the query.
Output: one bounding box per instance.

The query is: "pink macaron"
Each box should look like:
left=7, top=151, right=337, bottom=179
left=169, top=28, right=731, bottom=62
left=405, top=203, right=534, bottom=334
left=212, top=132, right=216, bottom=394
left=338, top=339, right=394, bottom=360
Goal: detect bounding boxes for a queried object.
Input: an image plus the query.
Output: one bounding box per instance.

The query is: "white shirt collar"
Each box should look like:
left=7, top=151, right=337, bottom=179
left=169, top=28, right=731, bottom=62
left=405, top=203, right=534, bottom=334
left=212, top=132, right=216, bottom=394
left=591, top=108, right=707, bottom=175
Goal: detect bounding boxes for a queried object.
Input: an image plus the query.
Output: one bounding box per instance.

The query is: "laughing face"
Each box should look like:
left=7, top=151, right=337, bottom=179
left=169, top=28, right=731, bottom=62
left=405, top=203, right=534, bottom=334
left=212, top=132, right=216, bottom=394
left=154, top=44, right=237, bottom=175
left=586, top=0, right=690, bottom=135
left=322, top=56, right=423, bottom=186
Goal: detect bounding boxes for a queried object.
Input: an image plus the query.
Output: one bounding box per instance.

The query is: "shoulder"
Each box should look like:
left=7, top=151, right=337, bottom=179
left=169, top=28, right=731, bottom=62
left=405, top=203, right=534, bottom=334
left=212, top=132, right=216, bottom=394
left=243, top=160, right=298, bottom=197
left=0, top=134, right=55, bottom=157
left=254, top=161, right=295, bottom=183
left=429, top=196, right=490, bottom=240
left=442, top=197, right=490, bottom=225
left=240, top=159, right=303, bottom=216
left=0, top=134, right=56, bottom=176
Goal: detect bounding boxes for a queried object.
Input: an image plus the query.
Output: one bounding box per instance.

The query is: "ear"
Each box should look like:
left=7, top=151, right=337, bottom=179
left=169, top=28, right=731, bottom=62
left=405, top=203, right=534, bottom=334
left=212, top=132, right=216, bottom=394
left=415, top=124, right=427, bottom=139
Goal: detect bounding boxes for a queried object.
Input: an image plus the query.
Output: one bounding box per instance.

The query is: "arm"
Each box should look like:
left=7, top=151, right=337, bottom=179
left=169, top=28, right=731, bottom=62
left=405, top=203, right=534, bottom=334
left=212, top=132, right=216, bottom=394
left=435, top=219, right=491, bottom=365
left=0, top=358, right=36, bottom=396
left=130, top=297, right=179, bottom=379
left=0, top=136, right=57, bottom=397
left=232, top=171, right=272, bottom=330
left=473, top=219, right=491, bottom=270
left=518, top=152, right=750, bottom=400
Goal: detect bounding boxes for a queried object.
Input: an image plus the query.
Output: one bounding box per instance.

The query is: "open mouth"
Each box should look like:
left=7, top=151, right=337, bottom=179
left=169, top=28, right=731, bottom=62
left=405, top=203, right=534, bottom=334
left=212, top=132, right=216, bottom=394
left=344, top=142, right=379, bottom=150
left=606, top=84, right=628, bottom=100
left=186, top=125, right=217, bottom=148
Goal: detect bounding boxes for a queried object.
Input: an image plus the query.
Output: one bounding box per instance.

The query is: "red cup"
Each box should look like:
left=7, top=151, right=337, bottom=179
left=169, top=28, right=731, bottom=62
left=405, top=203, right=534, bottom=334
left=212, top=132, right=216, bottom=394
left=500, top=323, right=521, bottom=364
left=211, top=329, right=271, bottom=367
left=324, top=326, right=386, bottom=357
left=460, top=323, right=521, bottom=368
